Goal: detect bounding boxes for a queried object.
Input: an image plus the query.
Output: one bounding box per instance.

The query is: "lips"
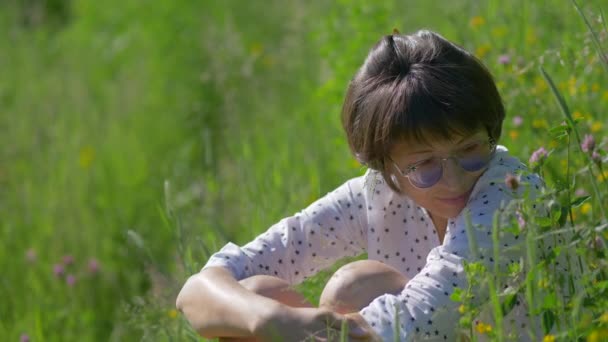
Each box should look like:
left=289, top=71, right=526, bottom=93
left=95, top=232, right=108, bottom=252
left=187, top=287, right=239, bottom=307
left=437, top=189, right=473, bottom=206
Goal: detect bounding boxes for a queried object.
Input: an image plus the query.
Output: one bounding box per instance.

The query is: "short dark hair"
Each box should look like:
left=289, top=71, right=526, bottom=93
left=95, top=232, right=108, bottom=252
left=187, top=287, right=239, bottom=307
left=341, top=29, right=505, bottom=193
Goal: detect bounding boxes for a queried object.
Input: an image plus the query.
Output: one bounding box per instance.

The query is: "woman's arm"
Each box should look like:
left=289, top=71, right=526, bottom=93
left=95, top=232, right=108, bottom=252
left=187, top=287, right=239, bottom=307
left=176, top=174, right=371, bottom=338
left=176, top=266, right=370, bottom=340
left=201, top=176, right=369, bottom=284
left=176, top=266, right=280, bottom=338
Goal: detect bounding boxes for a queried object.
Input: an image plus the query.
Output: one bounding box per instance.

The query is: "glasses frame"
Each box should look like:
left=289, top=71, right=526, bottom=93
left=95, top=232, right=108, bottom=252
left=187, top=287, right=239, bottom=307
left=390, top=136, right=497, bottom=189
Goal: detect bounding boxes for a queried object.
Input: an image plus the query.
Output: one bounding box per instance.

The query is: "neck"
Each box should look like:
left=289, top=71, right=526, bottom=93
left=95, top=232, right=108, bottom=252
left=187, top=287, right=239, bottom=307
left=430, top=215, right=447, bottom=245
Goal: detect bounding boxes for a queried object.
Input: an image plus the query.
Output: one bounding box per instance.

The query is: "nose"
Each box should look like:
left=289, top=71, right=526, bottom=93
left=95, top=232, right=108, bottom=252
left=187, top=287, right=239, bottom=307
left=439, top=157, right=465, bottom=189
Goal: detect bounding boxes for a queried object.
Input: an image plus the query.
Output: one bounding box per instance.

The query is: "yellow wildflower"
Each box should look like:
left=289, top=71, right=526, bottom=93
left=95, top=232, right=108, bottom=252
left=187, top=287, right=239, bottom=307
left=526, top=29, right=538, bottom=45
left=532, top=119, right=548, bottom=129
left=568, top=76, right=577, bottom=96
left=538, top=278, right=549, bottom=289
left=475, top=321, right=493, bottom=334
left=597, top=170, right=608, bottom=183
left=591, top=121, right=602, bottom=133
left=168, top=309, right=178, bottom=319
left=459, top=305, right=466, bottom=314
left=588, top=328, right=608, bottom=342
left=599, top=312, right=608, bottom=324
left=491, top=26, right=508, bottom=38
left=543, top=335, right=556, bottom=342
left=79, top=146, right=95, bottom=169
left=588, top=330, right=599, bottom=342
left=532, top=77, right=548, bottom=94
left=262, top=56, right=275, bottom=67
left=581, top=203, right=592, bottom=215
left=249, top=42, right=263, bottom=57
left=573, top=111, right=585, bottom=120
left=470, top=16, right=486, bottom=29
left=475, top=44, right=491, bottom=59
left=509, top=130, right=519, bottom=140
left=496, top=81, right=505, bottom=91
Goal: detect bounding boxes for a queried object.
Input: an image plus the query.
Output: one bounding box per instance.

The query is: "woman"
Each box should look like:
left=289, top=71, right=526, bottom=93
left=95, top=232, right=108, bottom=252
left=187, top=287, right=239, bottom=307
left=176, top=29, right=546, bottom=341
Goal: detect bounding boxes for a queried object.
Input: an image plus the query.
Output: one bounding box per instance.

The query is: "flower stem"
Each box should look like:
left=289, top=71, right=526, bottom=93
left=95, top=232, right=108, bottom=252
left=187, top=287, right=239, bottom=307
left=540, top=67, right=607, bottom=224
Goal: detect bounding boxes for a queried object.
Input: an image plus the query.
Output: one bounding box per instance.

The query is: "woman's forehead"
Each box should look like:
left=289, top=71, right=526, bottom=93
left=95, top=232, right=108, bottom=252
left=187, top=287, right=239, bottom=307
left=392, top=129, right=486, bottom=155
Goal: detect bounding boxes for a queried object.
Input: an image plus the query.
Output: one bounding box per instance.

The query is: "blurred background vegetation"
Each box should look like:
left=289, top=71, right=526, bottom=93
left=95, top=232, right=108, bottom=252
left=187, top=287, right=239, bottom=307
left=1, top=0, right=606, bottom=340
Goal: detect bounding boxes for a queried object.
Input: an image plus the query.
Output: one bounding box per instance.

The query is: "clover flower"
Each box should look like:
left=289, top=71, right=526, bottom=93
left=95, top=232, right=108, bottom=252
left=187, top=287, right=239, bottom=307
left=581, top=134, right=596, bottom=153
left=498, top=54, right=511, bottom=65
left=512, top=116, right=523, bottom=127
left=505, top=173, right=520, bottom=190
left=529, top=147, right=548, bottom=164
left=590, top=236, right=605, bottom=250
left=62, top=255, right=74, bottom=266
left=25, top=248, right=36, bottom=263
left=53, top=264, right=65, bottom=277
left=66, top=274, right=76, bottom=287
left=88, top=258, right=100, bottom=274
left=516, top=211, right=526, bottom=229
left=592, top=151, right=602, bottom=166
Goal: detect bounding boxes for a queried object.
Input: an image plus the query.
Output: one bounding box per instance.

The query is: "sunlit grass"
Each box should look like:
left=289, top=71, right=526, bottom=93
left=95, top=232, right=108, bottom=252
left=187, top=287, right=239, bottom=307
left=2, top=0, right=607, bottom=340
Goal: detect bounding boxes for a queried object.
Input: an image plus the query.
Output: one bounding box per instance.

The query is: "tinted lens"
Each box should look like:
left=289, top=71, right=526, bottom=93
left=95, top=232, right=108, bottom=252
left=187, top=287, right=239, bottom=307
left=459, top=155, right=491, bottom=172
left=409, top=162, right=443, bottom=188
left=398, top=138, right=495, bottom=188
left=458, top=140, right=494, bottom=171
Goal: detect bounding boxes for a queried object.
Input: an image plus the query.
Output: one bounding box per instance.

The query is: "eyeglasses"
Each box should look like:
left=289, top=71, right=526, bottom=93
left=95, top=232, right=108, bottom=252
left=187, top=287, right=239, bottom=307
left=391, top=137, right=497, bottom=189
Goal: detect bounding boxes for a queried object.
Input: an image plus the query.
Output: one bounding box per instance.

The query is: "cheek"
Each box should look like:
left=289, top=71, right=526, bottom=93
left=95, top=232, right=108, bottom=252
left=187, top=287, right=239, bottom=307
left=466, top=169, right=486, bottom=186
left=398, top=179, right=434, bottom=203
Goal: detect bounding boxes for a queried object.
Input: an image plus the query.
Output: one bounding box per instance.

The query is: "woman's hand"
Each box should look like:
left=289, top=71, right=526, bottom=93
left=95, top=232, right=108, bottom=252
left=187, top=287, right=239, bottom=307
left=253, top=306, right=343, bottom=341
left=254, top=306, right=380, bottom=341
left=344, top=312, right=382, bottom=342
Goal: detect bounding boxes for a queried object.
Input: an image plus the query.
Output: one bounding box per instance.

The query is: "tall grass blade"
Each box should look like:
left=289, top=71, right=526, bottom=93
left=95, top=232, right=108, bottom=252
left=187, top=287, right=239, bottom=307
left=539, top=67, right=607, bottom=222
left=601, top=8, right=607, bottom=35
left=572, top=0, right=608, bottom=71
left=525, top=225, right=539, bottom=340
left=490, top=211, right=504, bottom=340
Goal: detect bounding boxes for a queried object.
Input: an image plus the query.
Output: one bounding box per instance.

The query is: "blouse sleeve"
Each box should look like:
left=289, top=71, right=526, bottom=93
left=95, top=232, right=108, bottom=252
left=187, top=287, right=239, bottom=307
left=201, top=174, right=369, bottom=284
left=359, top=149, right=546, bottom=341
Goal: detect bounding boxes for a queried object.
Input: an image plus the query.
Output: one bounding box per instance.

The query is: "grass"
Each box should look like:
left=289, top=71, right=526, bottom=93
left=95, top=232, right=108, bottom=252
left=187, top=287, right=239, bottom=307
left=1, top=0, right=607, bottom=340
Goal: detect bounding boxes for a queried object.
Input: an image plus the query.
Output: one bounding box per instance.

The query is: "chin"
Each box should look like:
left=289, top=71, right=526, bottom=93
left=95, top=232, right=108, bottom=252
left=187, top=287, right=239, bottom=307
left=438, top=204, right=466, bottom=220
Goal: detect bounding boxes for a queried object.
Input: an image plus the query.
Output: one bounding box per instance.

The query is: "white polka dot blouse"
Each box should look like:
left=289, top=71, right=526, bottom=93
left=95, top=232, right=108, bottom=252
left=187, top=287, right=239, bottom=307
left=203, top=146, right=573, bottom=341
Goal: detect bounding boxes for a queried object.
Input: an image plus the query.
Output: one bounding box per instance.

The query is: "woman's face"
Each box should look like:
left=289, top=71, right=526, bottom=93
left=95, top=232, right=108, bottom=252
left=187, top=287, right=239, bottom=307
left=388, top=129, right=491, bottom=222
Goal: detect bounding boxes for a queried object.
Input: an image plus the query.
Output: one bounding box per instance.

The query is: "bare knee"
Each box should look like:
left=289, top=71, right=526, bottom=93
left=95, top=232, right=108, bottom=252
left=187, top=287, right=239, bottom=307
left=239, top=275, right=312, bottom=308
left=239, top=275, right=290, bottom=296
left=319, top=260, right=408, bottom=314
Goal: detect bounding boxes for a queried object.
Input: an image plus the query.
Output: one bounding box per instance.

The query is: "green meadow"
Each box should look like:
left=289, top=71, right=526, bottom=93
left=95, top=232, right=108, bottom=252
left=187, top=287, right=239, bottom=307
left=2, top=0, right=607, bottom=340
